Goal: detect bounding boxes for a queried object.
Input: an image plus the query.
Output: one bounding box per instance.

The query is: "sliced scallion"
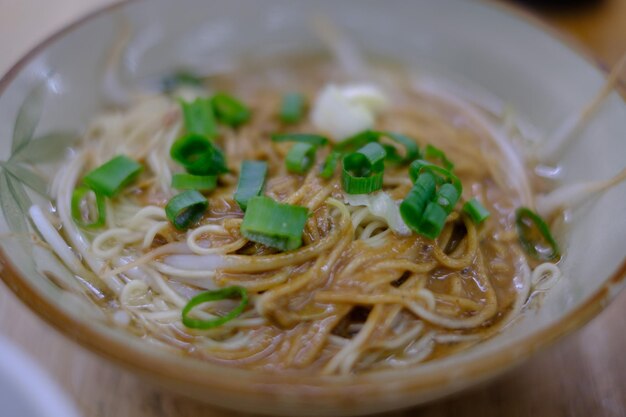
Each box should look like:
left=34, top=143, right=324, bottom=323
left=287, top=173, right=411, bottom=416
left=211, top=93, right=251, bottom=127
left=240, top=196, right=309, bottom=251
left=286, top=143, right=316, bottom=174
left=82, top=155, right=142, bottom=197
left=408, top=159, right=434, bottom=183
left=345, top=142, right=386, bottom=175
left=71, top=186, right=106, bottom=229
left=165, top=190, right=208, bottom=230
left=409, top=159, right=462, bottom=194
left=182, top=286, right=248, bottom=329
left=418, top=201, right=448, bottom=239
left=436, top=183, right=460, bottom=214
left=400, top=172, right=437, bottom=232
left=170, top=134, right=228, bottom=176
left=342, top=170, right=384, bottom=195
left=234, top=161, right=268, bottom=211
left=342, top=142, right=386, bottom=194
left=379, top=132, right=421, bottom=165
left=463, top=198, right=491, bottom=224
left=172, top=173, right=217, bottom=191
left=334, top=130, right=379, bottom=153
left=320, top=151, right=342, bottom=179
left=515, top=207, right=560, bottom=261
left=180, top=97, right=217, bottom=140
left=271, top=133, right=328, bottom=146
left=425, top=144, right=455, bottom=170
left=279, top=92, right=305, bottom=124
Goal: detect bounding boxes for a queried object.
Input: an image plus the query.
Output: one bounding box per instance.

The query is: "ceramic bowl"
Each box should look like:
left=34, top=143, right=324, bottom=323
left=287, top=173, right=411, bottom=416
left=1, top=0, right=625, bottom=415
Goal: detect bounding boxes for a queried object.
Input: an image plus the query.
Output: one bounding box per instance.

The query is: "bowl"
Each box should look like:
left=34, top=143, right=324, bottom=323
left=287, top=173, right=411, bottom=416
left=1, top=0, right=625, bottom=415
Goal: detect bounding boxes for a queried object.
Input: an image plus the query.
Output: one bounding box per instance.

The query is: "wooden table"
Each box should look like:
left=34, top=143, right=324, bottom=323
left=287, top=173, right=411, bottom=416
left=0, top=1, right=625, bottom=416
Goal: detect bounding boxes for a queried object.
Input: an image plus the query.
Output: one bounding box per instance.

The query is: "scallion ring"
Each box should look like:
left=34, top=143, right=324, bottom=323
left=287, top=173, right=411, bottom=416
left=319, top=151, right=342, bottom=179
left=342, top=170, right=384, bottom=195
left=211, top=93, right=251, bottom=127
left=170, top=133, right=228, bottom=176
left=71, top=186, right=106, bottom=229
left=172, top=173, right=217, bottom=191
left=400, top=172, right=437, bottom=233
left=515, top=207, right=560, bottom=261
left=418, top=201, right=448, bottom=239
left=463, top=198, right=491, bottom=224
left=82, top=155, right=142, bottom=197
left=286, top=142, right=317, bottom=174
left=165, top=190, right=208, bottom=230
left=182, top=286, right=249, bottom=329
left=425, top=144, right=455, bottom=170
left=436, top=183, right=461, bottom=214
left=234, top=160, right=268, bottom=211
left=378, top=131, right=421, bottom=165
left=409, top=159, right=462, bottom=194
left=179, top=97, right=217, bottom=140
left=341, top=142, right=386, bottom=194
left=334, top=130, right=380, bottom=153
left=240, top=196, right=309, bottom=251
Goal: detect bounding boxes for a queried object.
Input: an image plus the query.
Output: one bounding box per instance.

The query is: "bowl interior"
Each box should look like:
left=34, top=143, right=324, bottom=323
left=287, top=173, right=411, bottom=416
left=1, top=0, right=625, bottom=415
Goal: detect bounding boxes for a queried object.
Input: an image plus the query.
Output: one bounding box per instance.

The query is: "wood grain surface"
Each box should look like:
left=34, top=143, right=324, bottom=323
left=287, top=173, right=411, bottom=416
left=0, top=1, right=625, bottom=416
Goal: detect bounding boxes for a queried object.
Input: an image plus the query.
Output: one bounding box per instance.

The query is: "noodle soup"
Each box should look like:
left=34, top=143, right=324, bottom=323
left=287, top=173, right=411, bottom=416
left=26, top=56, right=593, bottom=375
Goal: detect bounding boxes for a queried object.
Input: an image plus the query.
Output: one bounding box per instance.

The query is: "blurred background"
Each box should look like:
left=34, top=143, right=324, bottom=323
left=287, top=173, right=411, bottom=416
left=0, top=0, right=624, bottom=416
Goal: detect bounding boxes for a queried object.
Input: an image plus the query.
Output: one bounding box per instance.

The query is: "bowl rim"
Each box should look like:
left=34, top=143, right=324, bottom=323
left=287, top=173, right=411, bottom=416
left=1, top=0, right=625, bottom=408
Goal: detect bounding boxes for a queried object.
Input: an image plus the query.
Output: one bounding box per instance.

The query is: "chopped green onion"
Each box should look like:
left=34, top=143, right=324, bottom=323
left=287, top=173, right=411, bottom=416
left=172, top=173, right=217, bottom=191
left=211, top=93, right=251, bottom=127
left=425, top=144, right=455, bottom=170
left=342, top=169, right=384, bottom=195
left=341, top=142, right=386, bottom=194
left=334, top=130, right=419, bottom=164
left=279, top=93, right=305, bottom=124
left=182, top=286, right=248, bottom=329
left=165, top=190, right=208, bottom=230
left=71, top=186, right=106, bottom=228
left=180, top=97, right=217, bottom=140
left=320, top=151, right=342, bottom=179
left=161, top=71, right=203, bottom=93
left=378, top=132, right=421, bottom=165
left=403, top=159, right=462, bottom=239
left=400, top=172, right=437, bottom=232
left=409, top=159, right=462, bottom=194
left=170, top=133, right=228, bottom=176
left=515, top=207, right=560, bottom=261
left=327, top=131, right=418, bottom=181
left=271, top=133, right=328, bottom=146
left=82, top=155, right=142, bottom=197
left=286, top=143, right=316, bottom=174
left=463, top=198, right=491, bottom=224
left=240, top=196, right=309, bottom=251
left=436, top=183, right=460, bottom=214
left=408, top=159, right=433, bottom=183
left=345, top=142, right=386, bottom=175
left=334, top=130, right=379, bottom=153
left=382, top=145, right=401, bottom=164
left=418, top=201, right=448, bottom=239
left=234, top=161, right=268, bottom=211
